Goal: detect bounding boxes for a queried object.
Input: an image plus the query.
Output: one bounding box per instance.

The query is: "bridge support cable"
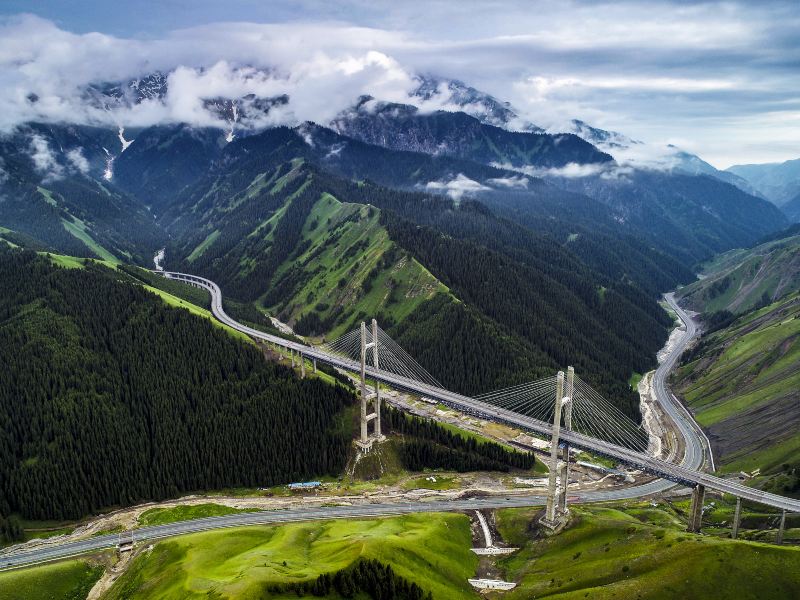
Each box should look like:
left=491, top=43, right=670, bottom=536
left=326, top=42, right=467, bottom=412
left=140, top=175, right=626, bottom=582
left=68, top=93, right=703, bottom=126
left=476, top=374, right=648, bottom=454
left=474, top=378, right=557, bottom=422
left=571, top=376, right=649, bottom=453
left=321, top=324, right=441, bottom=389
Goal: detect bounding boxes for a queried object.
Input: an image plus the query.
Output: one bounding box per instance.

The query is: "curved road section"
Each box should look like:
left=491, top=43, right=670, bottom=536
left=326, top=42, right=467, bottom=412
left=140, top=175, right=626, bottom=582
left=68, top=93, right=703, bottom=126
left=2, top=276, right=796, bottom=570
left=655, top=294, right=713, bottom=472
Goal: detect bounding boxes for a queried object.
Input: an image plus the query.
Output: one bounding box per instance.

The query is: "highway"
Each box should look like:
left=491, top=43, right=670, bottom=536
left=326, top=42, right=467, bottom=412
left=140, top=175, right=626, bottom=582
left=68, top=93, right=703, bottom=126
left=163, top=272, right=799, bottom=511
left=0, top=475, right=718, bottom=571
left=653, top=294, right=712, bottom=472
left=2, top=273, right=797, bottom=570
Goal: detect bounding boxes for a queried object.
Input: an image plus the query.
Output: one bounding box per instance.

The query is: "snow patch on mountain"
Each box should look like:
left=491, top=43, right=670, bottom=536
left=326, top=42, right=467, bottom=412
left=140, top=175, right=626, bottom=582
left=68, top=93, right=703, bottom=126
left=118, top=127, right=133, bottom=152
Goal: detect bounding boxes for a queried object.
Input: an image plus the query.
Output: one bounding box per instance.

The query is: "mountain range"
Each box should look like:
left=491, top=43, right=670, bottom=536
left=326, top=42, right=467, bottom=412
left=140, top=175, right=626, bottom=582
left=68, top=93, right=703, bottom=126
left=727, top=158, right=800, bottom=210
left=0, top=69, right=790, bottom=415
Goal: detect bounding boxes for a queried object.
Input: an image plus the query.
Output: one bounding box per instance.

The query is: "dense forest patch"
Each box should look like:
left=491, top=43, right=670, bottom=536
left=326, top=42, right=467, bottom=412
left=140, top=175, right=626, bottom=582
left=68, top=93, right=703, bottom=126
left=0, top=248, right=355, bottom=521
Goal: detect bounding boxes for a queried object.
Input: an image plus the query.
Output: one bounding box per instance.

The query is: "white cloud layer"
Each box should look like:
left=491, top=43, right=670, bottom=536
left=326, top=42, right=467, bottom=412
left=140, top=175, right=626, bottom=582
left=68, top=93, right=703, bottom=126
left=66, top=147, right=90, bottom=174
left=28, top=133, right=63, bottom=181
left=425, top=174, right=489, bottom=200
left=0, top=1, right=798, bottom=167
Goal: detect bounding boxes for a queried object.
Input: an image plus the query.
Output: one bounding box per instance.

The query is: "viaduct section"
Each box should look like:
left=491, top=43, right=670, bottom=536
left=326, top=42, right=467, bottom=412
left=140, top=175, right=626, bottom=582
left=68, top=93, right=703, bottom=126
left=164, top=271, right=800, bottom=535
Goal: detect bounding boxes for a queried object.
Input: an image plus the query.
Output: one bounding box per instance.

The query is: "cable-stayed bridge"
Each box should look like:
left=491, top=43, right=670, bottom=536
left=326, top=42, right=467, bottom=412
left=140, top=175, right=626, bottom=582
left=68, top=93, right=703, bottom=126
left=2, top=271, right=797, bottom=571
left=163, top=271, right=800, bottom=520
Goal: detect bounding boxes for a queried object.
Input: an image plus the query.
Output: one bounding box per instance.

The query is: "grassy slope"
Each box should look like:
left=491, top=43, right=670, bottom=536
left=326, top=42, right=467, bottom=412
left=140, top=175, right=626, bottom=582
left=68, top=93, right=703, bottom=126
left=138, top=504, right=258, bottom=527
left=495, top=504, right=800, bottom=600
left=105, top=514, right=477, bottom=599
left=678, top=233, right=800, bottom=314
left=0, top=559, right=103, bottom=600
left=186, top=229, right=220, bottom=262
left=61, top=215, right=119, bottom=263
left=673, top=292, right=800, bottom=472
left=263, top=193, right=450, bottom=339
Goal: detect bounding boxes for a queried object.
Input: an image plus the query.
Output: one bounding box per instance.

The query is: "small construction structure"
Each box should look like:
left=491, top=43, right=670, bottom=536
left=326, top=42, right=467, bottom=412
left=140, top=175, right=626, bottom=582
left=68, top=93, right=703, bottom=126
left=468, top=579, right=517, bottom=591
left=117, top=530, right=134, bottom=554
left=288, top=481, right=322, bottom=490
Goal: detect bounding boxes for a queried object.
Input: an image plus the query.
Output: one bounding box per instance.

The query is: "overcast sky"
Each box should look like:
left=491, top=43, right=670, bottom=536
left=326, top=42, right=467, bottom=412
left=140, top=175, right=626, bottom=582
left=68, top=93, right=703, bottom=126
left=1, top=0, right=798, bottom=168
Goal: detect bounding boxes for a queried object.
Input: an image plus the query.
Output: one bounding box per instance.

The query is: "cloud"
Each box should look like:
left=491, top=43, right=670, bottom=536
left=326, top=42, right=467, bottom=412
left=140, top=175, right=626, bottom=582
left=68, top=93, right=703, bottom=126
left=487, top=175, right=529, bottom=188
left=28, top=133, right=63, bottom=180
left=0, top=15, right=421, bottom=133
left=66, top=147, right=90, bottom=174
left=0, top=3, right=799, bottom=166
left=425, top=173, right=489, bottom=199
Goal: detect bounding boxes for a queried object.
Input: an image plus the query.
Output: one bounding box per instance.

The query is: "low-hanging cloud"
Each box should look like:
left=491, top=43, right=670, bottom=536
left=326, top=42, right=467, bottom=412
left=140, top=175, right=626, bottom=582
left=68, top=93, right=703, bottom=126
left=65, top=147, right=90, bottom=174
left=425, top=173, right=489, bottom=200
left=28, top=133, right=64, bottom=181
left=487, top=175, right=529, bottom=188
left=0, top=15, right=425, bottom=133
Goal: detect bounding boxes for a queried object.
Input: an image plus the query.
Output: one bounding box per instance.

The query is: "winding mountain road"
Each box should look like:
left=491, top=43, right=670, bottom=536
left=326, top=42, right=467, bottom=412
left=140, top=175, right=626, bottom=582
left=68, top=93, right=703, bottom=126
left=0, top=277, right=790, bottom=572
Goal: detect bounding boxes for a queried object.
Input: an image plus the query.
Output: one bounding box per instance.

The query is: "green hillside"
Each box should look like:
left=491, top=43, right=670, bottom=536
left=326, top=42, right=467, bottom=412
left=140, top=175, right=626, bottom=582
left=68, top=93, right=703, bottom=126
left=165, top=151, right=671, bottom=412
left=263, top=193, right=449, bottom=339
left=496, top=504, right=800, bottom=599
left=678, top=233, right=800, bottom=314
left=103, top=514, right=476, bottom=599
left=7, top=503, right=800, bottom=599
left=673, top=292, right=800, bottom=485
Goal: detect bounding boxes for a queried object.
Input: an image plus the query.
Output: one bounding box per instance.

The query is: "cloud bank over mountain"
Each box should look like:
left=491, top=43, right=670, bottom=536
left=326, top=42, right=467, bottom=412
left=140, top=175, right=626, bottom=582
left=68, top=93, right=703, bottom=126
left=1, top=0, right=798, bottom=167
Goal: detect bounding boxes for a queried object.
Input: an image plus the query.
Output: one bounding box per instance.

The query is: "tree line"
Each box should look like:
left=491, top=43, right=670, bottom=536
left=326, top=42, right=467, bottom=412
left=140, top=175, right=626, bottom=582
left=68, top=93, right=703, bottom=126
left=382, top=405, right=535, bottom=472
left=266, top=558, right=432, bottom=600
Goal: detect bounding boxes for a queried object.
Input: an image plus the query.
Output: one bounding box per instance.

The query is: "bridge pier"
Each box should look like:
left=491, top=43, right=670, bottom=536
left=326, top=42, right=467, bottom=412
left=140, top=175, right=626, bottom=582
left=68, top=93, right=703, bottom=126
left=687, top=484, right=705, bottom=532
left=291, top=349, right=295, bottom=368
left=731, top=497, right=742, bottom=539
left=777, top=510, right=786, bottom=545
left=313, top=358, right=317, bottom=374
left=558, top=366, right=574, bottom=515
left=355, top=319, right=385, bottom=451
left=300, top=353, right=305, bottom=378
left=541, top=371, right=567, bottom=531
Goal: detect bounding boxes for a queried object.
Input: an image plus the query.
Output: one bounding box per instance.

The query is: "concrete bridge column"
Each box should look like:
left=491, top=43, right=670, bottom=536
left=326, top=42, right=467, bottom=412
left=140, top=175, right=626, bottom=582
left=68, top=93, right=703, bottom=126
left=777, top=510, right=786, bottom=545
left=291, top=349, right=295, bottom=368
left=558, top=366, right=574, bottom=515
left=731, top=497, right=742, bottom=539
left=359, top=322, right=368, bottom=444
left=313, top=359, right=317, bottom=374
left=542, top=371, right=565, bottom=528
left=687, top=484, right=705, bottom=532
left=372, top=319, right=382, bottom=437
left=300, top=353, right=305, bottom=378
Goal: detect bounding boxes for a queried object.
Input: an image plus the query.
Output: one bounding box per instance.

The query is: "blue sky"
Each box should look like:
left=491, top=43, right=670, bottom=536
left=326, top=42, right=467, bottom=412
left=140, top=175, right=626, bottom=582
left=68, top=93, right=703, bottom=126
left=1, top=0, right=798, bottom=167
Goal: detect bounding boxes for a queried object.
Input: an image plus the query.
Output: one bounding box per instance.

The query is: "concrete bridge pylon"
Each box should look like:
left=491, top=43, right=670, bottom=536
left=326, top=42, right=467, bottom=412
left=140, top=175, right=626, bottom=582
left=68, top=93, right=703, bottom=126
left=558, top=366, right=574, bottom=515
left=540, top=369, right=570, bottom=531
left=356, top=319, right=385, bottom=452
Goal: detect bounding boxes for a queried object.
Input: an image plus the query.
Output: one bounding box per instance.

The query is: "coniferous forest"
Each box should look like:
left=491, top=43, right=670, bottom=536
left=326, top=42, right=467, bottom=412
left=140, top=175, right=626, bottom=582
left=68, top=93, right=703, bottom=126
left=0, top=248, right=354, bottom=521
left=381, top=405, right=535, bottom=472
